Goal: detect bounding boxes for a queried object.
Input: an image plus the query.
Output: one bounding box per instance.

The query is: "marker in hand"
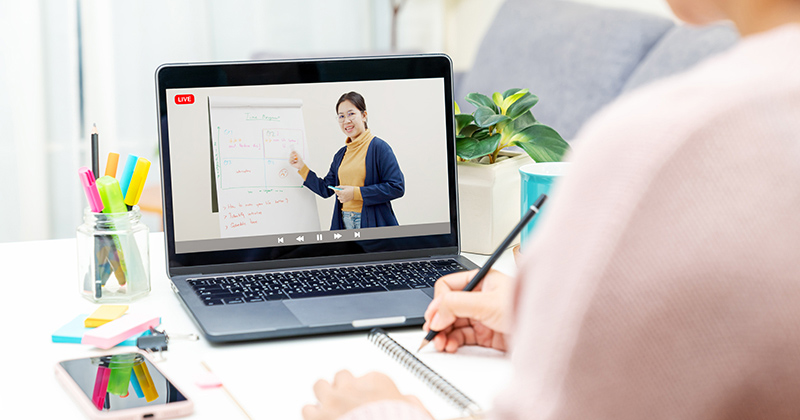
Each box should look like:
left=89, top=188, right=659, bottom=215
left=328, top=186, right=344, bottom=191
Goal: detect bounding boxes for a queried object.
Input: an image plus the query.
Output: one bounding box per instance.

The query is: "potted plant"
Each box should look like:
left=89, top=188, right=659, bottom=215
left=455, top=89, right=570, bottom=254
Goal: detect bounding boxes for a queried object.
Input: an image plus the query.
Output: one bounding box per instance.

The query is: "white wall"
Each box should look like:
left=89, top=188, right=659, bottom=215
left=0, top=0, right=675, bottom=242
left=0, top=0, right=54, bottom=241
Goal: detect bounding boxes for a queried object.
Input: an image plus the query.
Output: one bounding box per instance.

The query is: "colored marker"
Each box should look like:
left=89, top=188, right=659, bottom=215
left=133, top=358, right=159, bottom=402
left=119, top=154, right=139, bottom=199
left=96, top=176, right=129, bottom=285
left=97, top=176, right=129, bottom=214
left=107, top=353, right=136, bottom=396
left=124, top=158, right=151, bottom=208
left=105, top=152, right=120, bottom=177
left=79, top=167, right=104, bottom=213
left=129, top=366, right=145, bottom=398
left=80, top=167, right=112, bottom=296
left=92, top=363, right=111, bottom=410
left=328, top=185, right=344, bottom=191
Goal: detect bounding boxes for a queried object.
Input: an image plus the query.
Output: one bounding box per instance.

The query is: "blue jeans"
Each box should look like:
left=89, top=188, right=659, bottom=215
left=342, top=211, right=362, bottom=230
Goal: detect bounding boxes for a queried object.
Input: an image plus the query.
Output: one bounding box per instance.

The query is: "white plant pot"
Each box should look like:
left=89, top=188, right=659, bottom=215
left=457, top=153, right=533, bottom=255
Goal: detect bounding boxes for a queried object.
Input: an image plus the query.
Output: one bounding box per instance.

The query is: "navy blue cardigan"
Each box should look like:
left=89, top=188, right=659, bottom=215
left=303, top=137, right=405, bottom=230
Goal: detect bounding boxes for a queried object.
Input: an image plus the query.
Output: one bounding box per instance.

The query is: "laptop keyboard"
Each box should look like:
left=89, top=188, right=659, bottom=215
left=187, top=259, right=468, bottom=306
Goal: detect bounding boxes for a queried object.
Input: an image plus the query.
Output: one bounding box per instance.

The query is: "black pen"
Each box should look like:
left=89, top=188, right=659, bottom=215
left=418, top=194, right=548, bottom=352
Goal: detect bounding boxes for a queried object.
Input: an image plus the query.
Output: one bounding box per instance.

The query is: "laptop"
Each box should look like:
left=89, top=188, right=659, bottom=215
left=155, top=54, right=479, bottom=343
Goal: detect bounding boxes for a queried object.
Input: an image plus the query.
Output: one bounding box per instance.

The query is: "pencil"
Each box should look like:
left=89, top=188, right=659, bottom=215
left=200, top=361, right=254, bottom=420
left=91, top=124, right=100, bottom=180
left=418, top=194, right=548, bottom=352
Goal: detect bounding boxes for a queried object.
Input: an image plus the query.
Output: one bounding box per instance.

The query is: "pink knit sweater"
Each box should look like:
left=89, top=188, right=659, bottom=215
left=342, top=24, right=800, bottom=420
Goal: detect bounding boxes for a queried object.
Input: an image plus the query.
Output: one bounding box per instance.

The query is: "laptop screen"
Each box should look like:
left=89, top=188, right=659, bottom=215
left=156, top=55, right=459, bottom=273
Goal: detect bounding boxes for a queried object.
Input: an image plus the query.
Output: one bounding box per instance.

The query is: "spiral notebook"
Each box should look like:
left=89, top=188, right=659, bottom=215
left=203, top=328, right=510, bottom=419
left=368, top=328, right=482, bottom=417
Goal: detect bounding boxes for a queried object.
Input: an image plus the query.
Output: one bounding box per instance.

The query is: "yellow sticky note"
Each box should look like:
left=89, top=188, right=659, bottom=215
left=84, top=305, right=129, bottom=328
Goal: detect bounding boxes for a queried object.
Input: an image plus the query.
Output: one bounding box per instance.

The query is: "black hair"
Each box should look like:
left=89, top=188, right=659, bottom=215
left=336, top=91, right=367, bottom=129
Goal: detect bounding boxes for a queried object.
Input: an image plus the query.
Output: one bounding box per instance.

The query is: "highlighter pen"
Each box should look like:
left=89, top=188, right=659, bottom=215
left=78, top=167, right=104, bottom=212
left=79, top=167, right=112, bottom=296
left=91, top=124, right=100, bottom=180
left=105, top=152, right=120, bottom=178
left=97, top=176, right=129, bottom=285
left=118, top=154, right=139, bottom=200
left=133, top=358, right=159, bottom=402
left=418, top=194, right=548, bottom=352
left=107, top=353, right=136, bottom=396
left=92, top=363, right=111, bottom=410
left=328, top=185, right=344, bottom=191
left=129, top=365, right=145, bottom=398
left=124, top=158, right=151, bottom=210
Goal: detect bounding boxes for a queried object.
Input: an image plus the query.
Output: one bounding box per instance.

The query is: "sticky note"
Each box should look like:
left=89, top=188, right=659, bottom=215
left=82, top=313, right=161, bottom=349
left=85, top=305, right=129, bottom=328
left=52, top=314, right=151, bottom=346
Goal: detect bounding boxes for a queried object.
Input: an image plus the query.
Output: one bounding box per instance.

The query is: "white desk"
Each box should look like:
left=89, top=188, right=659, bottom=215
left=1, top=233, right=516, bottom=419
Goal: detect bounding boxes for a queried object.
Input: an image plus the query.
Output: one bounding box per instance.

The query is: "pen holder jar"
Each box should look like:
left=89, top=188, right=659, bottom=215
left=77, top=206, right=150, bottom=303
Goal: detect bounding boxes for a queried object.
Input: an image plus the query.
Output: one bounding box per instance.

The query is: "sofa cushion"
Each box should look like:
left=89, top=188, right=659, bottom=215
left=457, top=0, right=674, bottom=140
left=621, top=22, right=740, bottom=93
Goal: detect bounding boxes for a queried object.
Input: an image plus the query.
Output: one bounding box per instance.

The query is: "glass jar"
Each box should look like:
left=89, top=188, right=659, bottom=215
left=77, top=206, right=150, bottom=303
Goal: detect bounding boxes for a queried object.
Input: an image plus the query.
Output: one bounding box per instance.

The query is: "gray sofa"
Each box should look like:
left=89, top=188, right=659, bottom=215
left=455, top=0, right=740, bottom=141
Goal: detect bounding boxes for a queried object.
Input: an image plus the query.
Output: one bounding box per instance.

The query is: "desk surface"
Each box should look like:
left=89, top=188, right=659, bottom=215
left=1, top=233, right=516, bottom=419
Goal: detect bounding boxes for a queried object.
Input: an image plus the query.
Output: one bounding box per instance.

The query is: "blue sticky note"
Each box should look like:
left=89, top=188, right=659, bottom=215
left=52, top=314, right=150, bottom=346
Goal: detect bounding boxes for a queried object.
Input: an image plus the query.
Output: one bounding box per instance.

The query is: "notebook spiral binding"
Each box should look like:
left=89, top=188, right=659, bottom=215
left=368, top=328, right=482, bottom=417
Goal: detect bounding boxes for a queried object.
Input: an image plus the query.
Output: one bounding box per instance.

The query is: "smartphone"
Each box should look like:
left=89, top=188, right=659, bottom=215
left=55, top=350, right=193, bottom=419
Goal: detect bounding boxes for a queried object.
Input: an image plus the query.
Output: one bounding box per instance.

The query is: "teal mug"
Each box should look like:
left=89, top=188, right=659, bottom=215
left=519, top=162, right=569, bottom=248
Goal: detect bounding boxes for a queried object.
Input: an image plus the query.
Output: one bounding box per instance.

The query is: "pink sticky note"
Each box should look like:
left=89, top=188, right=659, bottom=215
left=81, top=314, right=160, bottom=349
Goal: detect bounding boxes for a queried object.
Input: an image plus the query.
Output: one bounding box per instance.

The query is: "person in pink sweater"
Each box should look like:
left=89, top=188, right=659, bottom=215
left=302, top=0, right=800, bottom=418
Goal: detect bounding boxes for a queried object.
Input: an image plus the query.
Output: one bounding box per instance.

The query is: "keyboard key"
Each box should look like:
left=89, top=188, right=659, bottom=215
left=187, top=259, right=467, bottom=304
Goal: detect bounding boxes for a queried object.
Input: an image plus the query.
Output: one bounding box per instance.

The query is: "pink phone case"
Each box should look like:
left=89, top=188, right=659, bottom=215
left=55, top=349, right=193, bottom=419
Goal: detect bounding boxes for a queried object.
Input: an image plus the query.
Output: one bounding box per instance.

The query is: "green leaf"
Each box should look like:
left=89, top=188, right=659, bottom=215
left=492, top=92, right=503, bottom=108
left=513, top=110, right=537, bottom=128
left=474, top=106, right=510, bottom=128
left=511, top=124, right=571, bottom=162
left=454, top=101, right=461, bottom=114
left=455, top=114, right=474, bottom=134
left=495, top=119, right=510, bottom=135
left=472, top=127, right=491, bottom=140
left=459, top=124, right=480, bottom=138
left=501, top=88, right=523, bottom=99
left=506, top=93, right=540, bottom=121
left=456, top=133, right=502, bottom=161
left=501, top=110, right=537, bottom=139
left=501, top=90, right=529, bottom=114
left=465, top=93, right=499, bottom=113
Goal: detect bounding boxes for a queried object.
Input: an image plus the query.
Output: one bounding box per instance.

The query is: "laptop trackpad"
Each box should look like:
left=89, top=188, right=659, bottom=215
left=284, top=290, right=431, bottom=327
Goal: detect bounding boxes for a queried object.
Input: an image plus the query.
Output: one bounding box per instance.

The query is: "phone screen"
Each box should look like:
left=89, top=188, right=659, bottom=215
left=59, top=352, right=188, bottom=412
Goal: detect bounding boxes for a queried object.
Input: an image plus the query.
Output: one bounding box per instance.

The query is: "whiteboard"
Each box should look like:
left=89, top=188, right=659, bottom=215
left=208, top=96, right=320, bottom=238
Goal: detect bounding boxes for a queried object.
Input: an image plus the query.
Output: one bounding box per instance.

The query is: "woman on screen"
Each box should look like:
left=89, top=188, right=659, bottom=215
left=289, top=91, right=405, bottom=230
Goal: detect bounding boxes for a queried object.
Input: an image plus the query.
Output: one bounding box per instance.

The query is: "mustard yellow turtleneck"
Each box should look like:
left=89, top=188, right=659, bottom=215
left=338, top=129, right=374, bottom=212
left=297, top=129, right=374, bottom=212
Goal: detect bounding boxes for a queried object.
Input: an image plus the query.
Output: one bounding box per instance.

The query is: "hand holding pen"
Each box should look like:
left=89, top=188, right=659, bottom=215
left=418, top=194, right=547, bottom=352
left=289, top=150, right=304, bottom=169
left=421, top=269, right=514, bottom=353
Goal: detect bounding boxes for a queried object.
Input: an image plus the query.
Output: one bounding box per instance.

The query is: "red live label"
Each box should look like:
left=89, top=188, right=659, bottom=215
left=175, top=94, right=195, bottom=105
